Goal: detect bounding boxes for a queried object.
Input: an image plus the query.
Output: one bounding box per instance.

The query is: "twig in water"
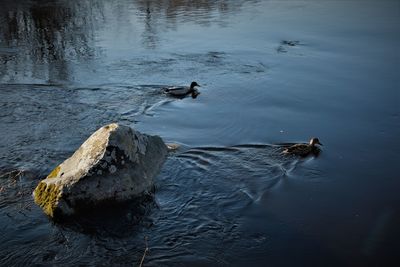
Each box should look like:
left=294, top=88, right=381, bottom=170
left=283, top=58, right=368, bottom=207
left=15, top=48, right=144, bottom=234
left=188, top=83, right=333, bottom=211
left=139, top=236, right=149, bottom=267
left=0, top=170, right=24, bottom=180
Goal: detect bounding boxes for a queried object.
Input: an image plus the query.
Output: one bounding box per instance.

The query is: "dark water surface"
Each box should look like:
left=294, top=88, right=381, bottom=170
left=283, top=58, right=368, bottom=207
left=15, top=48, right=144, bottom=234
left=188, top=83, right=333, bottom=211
left=1, top=0, right=399, bottom=266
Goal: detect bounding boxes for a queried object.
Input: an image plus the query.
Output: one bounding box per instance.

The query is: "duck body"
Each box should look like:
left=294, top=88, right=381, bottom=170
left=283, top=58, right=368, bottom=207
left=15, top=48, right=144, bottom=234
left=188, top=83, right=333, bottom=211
left=283, top=138, right=323, bottom=157
left=165, top=86, right=192, bottom=96
left=164, top=81, right=200, bottom=98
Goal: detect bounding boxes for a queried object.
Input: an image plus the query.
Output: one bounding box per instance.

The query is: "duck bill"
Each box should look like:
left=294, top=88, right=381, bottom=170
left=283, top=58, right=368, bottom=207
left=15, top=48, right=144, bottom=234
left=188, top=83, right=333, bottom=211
left=318, top=142, right=323, bottom=146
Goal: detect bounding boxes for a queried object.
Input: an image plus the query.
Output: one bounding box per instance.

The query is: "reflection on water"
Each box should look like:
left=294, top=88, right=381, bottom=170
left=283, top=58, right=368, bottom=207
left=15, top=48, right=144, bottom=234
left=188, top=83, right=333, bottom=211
left=135, top=0, right=248, bottom=46
left=0, top=0, right=256, bottom=83
left=0, top=0, right=103, bottom=83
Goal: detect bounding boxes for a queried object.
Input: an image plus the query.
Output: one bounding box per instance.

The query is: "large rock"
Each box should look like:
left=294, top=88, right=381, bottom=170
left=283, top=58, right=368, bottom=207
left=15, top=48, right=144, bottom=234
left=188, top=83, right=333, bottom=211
left=33, top=123, right=168, bottom=218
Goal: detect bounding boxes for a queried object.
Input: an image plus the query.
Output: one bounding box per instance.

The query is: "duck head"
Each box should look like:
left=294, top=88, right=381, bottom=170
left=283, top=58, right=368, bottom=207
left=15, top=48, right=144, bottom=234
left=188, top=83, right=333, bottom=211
left=190, top=81, right=200, bottom=89
left=309, top=137, right=323, bottom=146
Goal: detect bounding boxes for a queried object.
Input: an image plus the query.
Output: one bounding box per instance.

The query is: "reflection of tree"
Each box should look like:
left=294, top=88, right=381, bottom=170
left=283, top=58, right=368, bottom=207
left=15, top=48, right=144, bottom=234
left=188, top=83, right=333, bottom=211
left=134, top=0, right=244, bottom=20
left=142, top=2, right=158, bottom=49
left=134, top=0, right=255, bottom=48
left=0, top=0, right=103, bottom=83
left=0, top=0, right=257, bottom=82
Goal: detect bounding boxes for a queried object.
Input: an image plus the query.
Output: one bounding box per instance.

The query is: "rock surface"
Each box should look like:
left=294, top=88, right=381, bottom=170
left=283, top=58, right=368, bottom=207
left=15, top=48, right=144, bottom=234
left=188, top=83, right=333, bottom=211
left=33, top=123, right=168, bottom=218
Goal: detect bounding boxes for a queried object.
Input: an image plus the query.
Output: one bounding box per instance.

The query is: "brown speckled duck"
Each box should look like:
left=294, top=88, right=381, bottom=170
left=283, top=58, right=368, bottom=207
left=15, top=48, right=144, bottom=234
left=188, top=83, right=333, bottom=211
left=283, top=137, right=323, bottom=157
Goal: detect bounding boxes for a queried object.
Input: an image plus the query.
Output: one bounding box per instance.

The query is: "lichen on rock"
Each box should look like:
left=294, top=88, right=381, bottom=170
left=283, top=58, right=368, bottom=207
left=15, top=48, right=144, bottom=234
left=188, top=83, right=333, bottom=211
left=47, top=165, right=61, bottom=179
left=33, top=182, right=62, bottom=217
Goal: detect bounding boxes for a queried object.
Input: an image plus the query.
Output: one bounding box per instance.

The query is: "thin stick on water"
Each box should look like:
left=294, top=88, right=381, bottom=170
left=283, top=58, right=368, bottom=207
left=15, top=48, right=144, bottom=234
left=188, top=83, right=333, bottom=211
left=139, top=236, right=149, bottom=267
left=0, top=170, right=24, bottom=180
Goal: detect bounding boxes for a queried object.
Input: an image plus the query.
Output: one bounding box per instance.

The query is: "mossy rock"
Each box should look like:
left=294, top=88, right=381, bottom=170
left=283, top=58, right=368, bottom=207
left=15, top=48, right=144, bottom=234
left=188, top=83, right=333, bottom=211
left=47, top=165, right=60, bottom=179
left=32, top=123, right=168, bottom=219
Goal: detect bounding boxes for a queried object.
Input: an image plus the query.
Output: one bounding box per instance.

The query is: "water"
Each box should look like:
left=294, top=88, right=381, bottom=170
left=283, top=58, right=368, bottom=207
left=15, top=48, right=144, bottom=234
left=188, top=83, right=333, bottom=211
left=1, top=0, right=399, bottom=266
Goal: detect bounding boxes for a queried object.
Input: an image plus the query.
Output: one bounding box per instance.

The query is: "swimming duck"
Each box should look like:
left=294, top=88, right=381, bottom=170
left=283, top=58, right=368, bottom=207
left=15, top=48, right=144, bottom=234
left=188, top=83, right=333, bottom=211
left=164, top=81, right=200, bottom=98
left=282, top=137, right=323, bottom=157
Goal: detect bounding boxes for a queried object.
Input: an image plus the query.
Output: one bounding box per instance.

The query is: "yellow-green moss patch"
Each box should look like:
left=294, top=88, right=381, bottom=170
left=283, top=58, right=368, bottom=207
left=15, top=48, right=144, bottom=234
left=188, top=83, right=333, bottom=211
left=33, top=182, right=62, bottom=217
left=47, top=165, right=61, bottom=179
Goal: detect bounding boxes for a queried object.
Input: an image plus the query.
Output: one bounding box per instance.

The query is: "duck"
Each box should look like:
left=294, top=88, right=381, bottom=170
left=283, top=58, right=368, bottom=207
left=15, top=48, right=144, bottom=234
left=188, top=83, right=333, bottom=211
left=282, top=137, right=323, bottom=157
left=164, top=81, right=200, bottom=98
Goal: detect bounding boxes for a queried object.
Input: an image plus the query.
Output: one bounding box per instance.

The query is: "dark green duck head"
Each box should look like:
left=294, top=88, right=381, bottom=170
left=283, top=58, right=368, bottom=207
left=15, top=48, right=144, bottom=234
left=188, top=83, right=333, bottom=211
left=190, top=81, right=200, bottom=90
